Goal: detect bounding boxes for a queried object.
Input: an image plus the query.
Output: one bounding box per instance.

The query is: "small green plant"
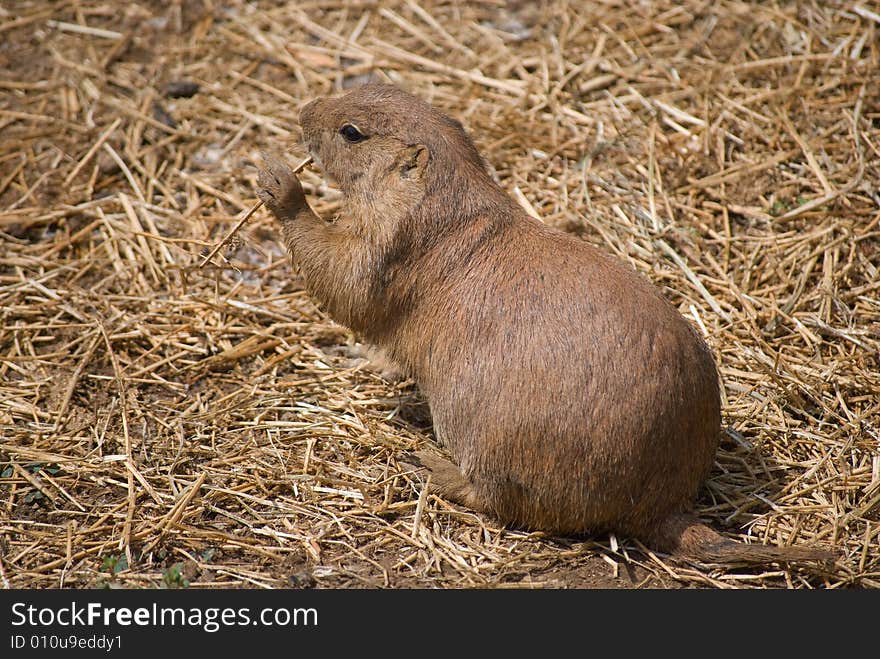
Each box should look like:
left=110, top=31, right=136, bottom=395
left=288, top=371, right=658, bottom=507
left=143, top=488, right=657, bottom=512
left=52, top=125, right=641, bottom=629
left=27, top=463, right=60, bottom=475
left=23, top=490, right=44, bottom=504
left=101, top=554, right=128, bottom=576
left=162, top=563, right=190, bottom=589
left=770, top=197, right=810, bottom=216
left=769, top=199, right=790, bottom=215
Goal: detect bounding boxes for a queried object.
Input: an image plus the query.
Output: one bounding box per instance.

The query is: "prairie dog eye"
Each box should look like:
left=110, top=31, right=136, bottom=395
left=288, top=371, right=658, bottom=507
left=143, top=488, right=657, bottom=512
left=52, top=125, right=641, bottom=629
left=339, top=123, right=367, bottom=143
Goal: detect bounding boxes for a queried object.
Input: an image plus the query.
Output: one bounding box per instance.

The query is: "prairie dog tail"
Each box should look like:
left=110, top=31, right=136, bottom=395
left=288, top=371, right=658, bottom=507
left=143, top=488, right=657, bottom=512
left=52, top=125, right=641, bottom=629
left=649, top=514, right=836, bottom=564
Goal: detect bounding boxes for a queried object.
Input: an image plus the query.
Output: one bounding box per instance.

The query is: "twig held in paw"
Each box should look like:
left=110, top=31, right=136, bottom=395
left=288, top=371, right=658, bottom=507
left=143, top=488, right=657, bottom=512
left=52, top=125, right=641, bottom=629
left=198, top=155, right=313, bottom=268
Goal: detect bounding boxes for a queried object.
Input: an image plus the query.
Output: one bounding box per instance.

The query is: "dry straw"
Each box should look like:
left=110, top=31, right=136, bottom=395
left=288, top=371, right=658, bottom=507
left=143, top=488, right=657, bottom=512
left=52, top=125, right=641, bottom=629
left=198, top=155, right=312, bottom=268
left=0, top=1, right=878, bottom=588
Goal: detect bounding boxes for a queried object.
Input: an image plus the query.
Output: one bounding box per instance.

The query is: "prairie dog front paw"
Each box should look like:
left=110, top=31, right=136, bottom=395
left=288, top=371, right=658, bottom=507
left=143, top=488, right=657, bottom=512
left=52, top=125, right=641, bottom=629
left=256, top=153, right=307, bottom=219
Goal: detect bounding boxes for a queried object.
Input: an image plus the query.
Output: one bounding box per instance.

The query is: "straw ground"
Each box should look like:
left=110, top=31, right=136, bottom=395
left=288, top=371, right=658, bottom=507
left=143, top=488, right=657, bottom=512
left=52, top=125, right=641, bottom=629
left=1, top=0, right=878, bottom=588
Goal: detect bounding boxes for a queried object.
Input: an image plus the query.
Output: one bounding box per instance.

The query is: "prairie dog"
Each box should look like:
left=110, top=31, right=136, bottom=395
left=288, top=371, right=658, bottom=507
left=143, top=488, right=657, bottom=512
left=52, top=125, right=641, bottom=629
left=257, top=83, right=831, bottom=564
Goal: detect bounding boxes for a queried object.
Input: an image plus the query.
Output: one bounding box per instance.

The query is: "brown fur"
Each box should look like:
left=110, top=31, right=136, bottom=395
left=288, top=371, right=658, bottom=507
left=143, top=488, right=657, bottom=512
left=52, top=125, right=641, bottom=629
left=256, top=83, right=833, bottom=565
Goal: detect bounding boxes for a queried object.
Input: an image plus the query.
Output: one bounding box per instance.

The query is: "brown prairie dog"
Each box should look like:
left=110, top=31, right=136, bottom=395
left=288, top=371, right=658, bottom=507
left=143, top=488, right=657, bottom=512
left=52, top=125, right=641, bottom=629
left=256, top=84, right=831, bottom=564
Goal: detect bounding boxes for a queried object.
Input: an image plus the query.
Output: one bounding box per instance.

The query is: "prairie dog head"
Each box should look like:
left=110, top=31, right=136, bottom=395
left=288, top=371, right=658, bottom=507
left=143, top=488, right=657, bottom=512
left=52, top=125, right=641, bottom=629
left=299, top=84, right=488, bottom=203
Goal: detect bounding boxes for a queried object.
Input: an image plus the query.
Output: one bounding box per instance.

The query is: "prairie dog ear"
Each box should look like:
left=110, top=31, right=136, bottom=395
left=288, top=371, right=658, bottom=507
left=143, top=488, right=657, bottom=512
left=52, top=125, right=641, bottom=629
left=400, top=144, right=429, bottom=180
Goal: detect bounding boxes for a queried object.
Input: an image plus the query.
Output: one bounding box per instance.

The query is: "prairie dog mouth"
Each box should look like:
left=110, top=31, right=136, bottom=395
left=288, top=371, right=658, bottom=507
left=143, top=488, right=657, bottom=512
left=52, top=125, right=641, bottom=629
left=300, top=152, right=341, bottom=195
left=301, top=151, right=329, bottom=184
left=310, top=154, right=342, bottom=189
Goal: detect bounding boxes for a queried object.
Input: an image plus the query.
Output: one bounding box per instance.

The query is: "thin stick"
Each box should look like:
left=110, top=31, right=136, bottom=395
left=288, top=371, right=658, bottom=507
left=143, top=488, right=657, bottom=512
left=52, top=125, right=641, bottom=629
left=198, top=155, right=312, bottom=268
left=47, top=20, right=124, bottom=40
left=63, top=117, right=121, bottom=186
left=411, top=475, right=431, bottom=540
